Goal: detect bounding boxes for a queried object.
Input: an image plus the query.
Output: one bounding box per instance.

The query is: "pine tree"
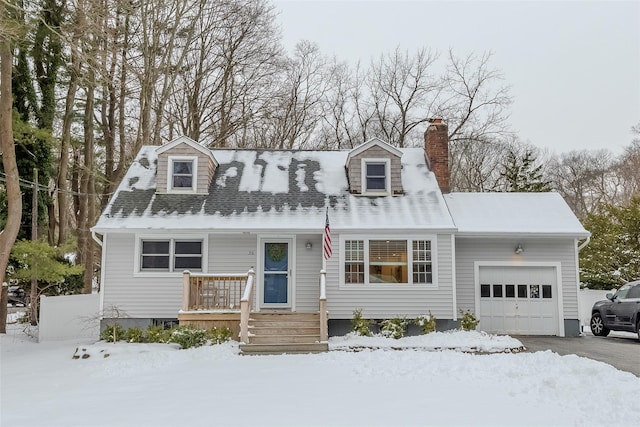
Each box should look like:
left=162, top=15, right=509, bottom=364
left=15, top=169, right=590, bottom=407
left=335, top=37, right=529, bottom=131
left=500, top=149, right=552, bottom=192
left=580, top=198, right=640, bottom=289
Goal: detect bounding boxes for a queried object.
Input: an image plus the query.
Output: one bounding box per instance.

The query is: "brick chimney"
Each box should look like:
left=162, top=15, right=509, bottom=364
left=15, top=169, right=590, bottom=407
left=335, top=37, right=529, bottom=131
left=424, top=118, right=450, bottom=193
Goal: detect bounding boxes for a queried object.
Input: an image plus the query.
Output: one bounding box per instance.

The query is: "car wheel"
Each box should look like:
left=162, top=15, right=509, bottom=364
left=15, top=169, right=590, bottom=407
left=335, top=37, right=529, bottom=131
left=636, top=319, right=640, bottom=343
left=590, top=313, right=610, bottom=337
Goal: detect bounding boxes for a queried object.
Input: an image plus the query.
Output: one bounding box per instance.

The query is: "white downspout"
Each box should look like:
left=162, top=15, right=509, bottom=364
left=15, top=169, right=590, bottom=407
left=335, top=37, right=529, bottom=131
left=578, top=236, right=590, bottom=252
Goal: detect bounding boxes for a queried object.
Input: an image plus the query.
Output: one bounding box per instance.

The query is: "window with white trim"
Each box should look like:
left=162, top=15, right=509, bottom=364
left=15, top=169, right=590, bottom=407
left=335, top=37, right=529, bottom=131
left=140, top=239, right=203, bottom=272
left=412, top=240, right=432, bottom=284
left=168, top=156, right=197, bottom=191
left=343, top=238, right=435, bottom=285
left=361, top=158, right=391, bottom=194
left=345, top=240, right=365, bottom=283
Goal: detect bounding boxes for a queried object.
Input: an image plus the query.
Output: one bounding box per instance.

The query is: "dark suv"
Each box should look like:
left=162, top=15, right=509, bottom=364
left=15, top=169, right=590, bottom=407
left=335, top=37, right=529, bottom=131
left=590, top=280, right=640, bottom=342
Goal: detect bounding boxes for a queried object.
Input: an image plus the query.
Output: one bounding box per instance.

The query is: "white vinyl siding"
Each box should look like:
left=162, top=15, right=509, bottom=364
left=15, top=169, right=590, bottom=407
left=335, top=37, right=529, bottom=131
left=326, top=233, right=454, bottom=319
left=454, top=238, right=579, bottom=319
left=295, top=234, right=323, bottom=312
left=103, top=234, right=185, bottom=318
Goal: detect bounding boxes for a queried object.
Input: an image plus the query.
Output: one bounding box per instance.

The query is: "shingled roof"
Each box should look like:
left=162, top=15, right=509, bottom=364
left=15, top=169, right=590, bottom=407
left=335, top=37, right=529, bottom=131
left=92, top=145, right=456, bottom=232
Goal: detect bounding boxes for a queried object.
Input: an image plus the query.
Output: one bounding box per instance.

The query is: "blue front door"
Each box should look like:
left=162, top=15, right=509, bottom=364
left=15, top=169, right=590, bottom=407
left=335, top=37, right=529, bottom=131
left=262, top=241, right=290, bottom=306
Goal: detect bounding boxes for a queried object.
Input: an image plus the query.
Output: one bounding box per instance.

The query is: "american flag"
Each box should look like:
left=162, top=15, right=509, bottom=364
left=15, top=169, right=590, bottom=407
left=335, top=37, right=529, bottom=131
left=323, top=208, right=332, bottom=260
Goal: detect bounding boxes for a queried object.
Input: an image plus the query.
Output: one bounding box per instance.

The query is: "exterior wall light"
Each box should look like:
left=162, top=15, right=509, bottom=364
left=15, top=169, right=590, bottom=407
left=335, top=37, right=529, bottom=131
left=306, top=242, right=313, bottom=250
left=515, top=243, right=524, bottom=255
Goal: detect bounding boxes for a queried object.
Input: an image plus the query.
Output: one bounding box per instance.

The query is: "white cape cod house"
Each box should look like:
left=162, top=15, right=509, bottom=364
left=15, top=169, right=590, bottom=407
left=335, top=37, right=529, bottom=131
left=92, top=120, right=589, bottom=353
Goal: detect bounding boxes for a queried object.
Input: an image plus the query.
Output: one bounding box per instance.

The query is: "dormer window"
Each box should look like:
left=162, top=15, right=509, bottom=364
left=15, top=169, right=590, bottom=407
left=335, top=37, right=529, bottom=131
left=362, top=158, right=391, bottom=194
left=168, top=156, right=198, bottom=192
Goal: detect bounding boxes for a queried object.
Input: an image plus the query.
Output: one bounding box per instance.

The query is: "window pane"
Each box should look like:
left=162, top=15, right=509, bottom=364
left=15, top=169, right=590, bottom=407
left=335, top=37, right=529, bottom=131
left=542, top=285, right=552, bottom=299
left=370, top=240, right=407, bottom=263
left=366, top=177, right=386, bottom=190
left=517, top=285, right=527, bottom=298
left=481, top=284, right=490, bottom=298
left=142, top=241, right=169, bottom=255
left=345, top=262, right=364, bottom=284
left=366, top=163, right=385, bottom=176
left=493, top=284, right=503, bottom=298
left=173, top=161, right=193, bottom=174
left=175, top=241, right=202, bottom=255
left=173, top=175, right=193, bottom=188
left=530, top=284, right=540, bottom=299
left=142, top=255, right=170, bottom=269
left=345, top=240, right=364, bottom=261
left=369, top=241, right=407, bottom=283
left=175, top=256, right=202, bottom=270
left=505, top=284, right=515, bottom=298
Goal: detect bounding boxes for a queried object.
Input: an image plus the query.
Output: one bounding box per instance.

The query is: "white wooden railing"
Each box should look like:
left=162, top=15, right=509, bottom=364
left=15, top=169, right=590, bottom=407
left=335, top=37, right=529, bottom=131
left=239, top=269, right=256, bottom=344
left=319, top=269, right=328, bottom=342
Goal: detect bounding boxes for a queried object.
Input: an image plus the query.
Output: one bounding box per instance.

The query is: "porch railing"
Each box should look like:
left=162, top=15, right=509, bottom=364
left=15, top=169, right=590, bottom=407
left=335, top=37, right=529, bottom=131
left=239, top=269, right=256, bottom=343
left=182, top=270, right=253, bottom=311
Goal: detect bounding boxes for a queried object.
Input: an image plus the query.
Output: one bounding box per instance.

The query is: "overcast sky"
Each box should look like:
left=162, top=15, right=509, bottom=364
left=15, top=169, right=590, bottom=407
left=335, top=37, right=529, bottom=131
left=273, top=0, right=640, bottom=155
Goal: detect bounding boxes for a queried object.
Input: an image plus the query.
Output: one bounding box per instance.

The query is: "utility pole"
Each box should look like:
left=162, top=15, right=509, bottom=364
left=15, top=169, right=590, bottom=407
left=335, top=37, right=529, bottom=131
left=30, top=168, right=38, bottom=325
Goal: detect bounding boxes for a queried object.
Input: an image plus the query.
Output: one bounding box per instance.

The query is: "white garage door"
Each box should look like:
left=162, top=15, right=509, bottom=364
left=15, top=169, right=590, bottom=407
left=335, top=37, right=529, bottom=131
left=478, top=266, right=558, bottom=335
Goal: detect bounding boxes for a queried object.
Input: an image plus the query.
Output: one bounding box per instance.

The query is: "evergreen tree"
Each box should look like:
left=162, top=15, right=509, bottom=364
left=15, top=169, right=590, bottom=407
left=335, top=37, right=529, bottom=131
left=580, top=198, right=640, bottom=289
left=500, top=149, right=552, bottom=192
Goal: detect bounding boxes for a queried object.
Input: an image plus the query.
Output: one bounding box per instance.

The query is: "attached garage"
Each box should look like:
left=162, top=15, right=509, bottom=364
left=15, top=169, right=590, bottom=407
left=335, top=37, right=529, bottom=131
left=478, top=265, right=561, bottom=335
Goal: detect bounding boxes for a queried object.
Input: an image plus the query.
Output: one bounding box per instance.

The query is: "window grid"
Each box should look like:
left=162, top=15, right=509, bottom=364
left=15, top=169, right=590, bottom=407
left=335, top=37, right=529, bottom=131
left=412, top=240, right=432, bottom=284
left=345, top=240, right=364, bottom=283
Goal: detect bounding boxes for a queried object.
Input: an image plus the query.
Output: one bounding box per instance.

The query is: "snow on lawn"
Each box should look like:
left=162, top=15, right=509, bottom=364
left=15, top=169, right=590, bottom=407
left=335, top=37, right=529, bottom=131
left=2, top=327, right=639, bottom=427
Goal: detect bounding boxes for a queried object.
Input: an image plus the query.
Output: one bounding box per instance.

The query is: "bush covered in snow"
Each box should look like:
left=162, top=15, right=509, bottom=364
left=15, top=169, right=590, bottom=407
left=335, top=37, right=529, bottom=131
left=459, top=309, right=480, bottom=331
left=351, top=309, right=374, bottom=336
left=99, top=324, right=231, bottom=348
left=379, top=317, right=408, bottom=339
left=415, top=312, right=437, bottom=334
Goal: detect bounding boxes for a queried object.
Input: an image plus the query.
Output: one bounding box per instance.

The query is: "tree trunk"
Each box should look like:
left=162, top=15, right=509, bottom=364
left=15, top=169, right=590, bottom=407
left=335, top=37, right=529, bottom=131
left=0, top=22, right=23, bottom=333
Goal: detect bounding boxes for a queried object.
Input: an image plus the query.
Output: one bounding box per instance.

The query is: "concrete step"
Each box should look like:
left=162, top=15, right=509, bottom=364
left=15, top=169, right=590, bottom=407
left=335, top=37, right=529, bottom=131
left=240, top=342, right=329, bottom=355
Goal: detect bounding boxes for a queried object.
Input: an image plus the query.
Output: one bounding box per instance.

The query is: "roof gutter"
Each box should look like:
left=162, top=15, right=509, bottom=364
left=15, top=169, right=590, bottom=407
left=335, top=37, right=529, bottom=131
left=578, top=235, right=590, bottom=252
left=91, top=230, right=103, bottom=248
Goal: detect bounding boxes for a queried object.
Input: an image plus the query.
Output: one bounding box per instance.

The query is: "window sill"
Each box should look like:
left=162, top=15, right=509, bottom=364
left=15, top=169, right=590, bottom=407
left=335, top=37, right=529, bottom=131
left=134, top=270, right=203, bottom=278
left=339, top=283, right=438, bottom=291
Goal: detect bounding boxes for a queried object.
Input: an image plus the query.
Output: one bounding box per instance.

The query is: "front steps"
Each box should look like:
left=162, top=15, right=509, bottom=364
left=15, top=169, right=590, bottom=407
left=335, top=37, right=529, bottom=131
left=239, top=312, right=328, bottom=355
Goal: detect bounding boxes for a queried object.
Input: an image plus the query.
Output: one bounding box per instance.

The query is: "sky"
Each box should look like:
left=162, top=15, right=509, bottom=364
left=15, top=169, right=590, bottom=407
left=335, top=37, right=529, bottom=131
left=2, top=320, right=640, bottom=426
left=273, top=0, right=640, bottom=155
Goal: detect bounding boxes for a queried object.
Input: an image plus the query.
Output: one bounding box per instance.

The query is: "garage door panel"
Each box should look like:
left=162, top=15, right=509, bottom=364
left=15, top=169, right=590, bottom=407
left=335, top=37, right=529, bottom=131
left=479, top=266, right=558, bottom=335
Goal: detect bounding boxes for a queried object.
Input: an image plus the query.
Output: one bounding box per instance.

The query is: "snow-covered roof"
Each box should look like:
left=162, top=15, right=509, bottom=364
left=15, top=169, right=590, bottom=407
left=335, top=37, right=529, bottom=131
left=444, top=192, right=590, bottom=237
left=93, top=146, right=456, bottom=232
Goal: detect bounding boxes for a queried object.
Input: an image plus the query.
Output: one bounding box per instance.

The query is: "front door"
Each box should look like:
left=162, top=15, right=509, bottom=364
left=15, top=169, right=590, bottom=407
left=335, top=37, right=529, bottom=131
left=261, top=239, right=292, bottom=308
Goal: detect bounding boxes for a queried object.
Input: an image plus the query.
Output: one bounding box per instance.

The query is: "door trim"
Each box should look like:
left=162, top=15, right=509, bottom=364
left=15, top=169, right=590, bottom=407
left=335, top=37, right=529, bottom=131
left=474, top=261, right=564, bottom=336
left=257, top=235, right=296, bottom=311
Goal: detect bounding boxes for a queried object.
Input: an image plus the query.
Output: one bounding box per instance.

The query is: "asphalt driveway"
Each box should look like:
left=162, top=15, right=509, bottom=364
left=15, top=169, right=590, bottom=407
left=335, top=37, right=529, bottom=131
left=516, top=333, right=640, bottom=377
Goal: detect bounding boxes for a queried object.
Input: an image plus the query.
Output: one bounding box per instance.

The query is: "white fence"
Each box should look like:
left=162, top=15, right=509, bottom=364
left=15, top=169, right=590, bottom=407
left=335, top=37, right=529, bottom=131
left=578, top=288, right=614, bottom=332
left=39, top=294, right=100, bottom=342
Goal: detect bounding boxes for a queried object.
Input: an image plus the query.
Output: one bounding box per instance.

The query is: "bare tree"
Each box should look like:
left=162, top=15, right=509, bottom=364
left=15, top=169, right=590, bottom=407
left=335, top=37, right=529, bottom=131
left=367, top=47, right=441, bottom=147
left=547, top=149, right=616, bottom=218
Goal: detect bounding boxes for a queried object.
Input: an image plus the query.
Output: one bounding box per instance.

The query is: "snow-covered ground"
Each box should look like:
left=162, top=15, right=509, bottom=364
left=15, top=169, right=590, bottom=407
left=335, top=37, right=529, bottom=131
left=2, top=320, right=639, bottom=427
